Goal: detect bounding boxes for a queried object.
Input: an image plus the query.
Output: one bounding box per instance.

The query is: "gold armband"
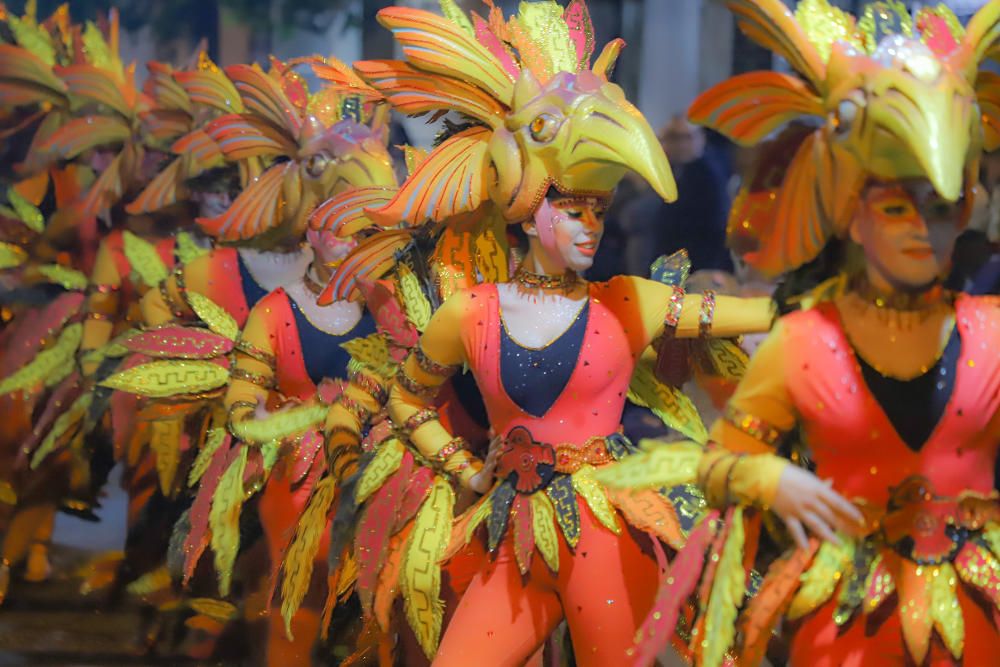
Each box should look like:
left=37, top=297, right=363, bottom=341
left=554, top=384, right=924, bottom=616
left=433, top=437, right=468, bottom=464
left=159, top=279, right=186, bottom=320
left=349, top=370, right=387, bottom=404
left=699, top=290, right=716, bottom=337
left=698, top=447, right=788, bottom=509
left=339, top=394, right=372, bottom=424
left=664, top=286, right=685, bottom=331
left=234, top=340, right=276, bottom=369
left=723, top=405, right=786, bottom=448
left=404, top=408, right=439, bottom=432
left=230, top=368, right=275, bottom=390
left=395, top=366, right=438, bottom=398
left=226, top=400, right=257, bottom=433
left=414, top=346, right=460, bottom=378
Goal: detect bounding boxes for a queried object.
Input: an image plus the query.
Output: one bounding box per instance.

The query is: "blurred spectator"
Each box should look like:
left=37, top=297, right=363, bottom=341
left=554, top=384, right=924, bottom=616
left=621, top=115, right=733, bottom=276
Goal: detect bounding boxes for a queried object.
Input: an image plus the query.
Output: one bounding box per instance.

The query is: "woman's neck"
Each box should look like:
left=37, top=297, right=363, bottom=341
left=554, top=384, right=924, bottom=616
left=522, top=242, right=570, bottom=277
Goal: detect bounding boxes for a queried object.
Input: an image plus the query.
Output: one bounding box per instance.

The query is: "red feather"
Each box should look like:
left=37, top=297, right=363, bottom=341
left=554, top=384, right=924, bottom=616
left=632, top=511, right=718, bottom=665
left=355, top=451, right=414, bottom=609
left=182, top=433, right=233, bottom=584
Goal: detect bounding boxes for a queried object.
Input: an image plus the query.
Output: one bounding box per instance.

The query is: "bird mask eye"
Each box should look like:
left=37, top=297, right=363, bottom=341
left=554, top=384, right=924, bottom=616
left=305, top=152, right=332, bottom=178
left=528, top=113, right=560, bottom=143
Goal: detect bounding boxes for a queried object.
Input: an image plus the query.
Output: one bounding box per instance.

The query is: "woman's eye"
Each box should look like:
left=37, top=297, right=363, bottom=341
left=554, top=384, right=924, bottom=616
left=880, top=204, right=909, bottom=216
left=564, top=209, right=583, bottom=219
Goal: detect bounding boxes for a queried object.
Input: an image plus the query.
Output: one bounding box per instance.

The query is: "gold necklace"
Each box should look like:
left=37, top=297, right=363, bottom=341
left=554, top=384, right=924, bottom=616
left=302, top=269, right=324, bottom=296
left=851, top=276, right=949, bottom=312
left=512, top=267, right=579, bottom=291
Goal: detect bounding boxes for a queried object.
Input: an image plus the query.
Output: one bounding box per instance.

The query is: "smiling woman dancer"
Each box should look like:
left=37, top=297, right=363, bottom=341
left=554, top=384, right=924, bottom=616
left=319, top=2, right=779, bottom=664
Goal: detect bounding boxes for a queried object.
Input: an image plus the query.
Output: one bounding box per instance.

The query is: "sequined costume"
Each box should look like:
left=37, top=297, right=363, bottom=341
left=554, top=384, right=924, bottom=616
left=303, top=1, right=777, bottom=663
left=599, top=2, right=1000, bottom=665
left=95, top=59, right=400, bottom=664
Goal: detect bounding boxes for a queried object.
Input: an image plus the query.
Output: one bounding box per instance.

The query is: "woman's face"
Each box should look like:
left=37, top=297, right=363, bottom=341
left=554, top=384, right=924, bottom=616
left=527, top=195, right=608, bottom=272
left=850, top=179, right=965, bottom=291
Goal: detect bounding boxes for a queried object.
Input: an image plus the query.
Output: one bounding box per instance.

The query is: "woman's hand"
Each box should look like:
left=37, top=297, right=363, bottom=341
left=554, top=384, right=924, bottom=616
left=772, top=465, right=865, bottom=550
left=468, top=433, right=504, bottom=494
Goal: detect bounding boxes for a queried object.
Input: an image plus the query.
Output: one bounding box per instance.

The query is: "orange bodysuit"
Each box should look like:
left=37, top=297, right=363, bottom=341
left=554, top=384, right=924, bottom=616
left=390, top=276, right=775, bottom=666
left=712, top=295, right=1000, bottom=666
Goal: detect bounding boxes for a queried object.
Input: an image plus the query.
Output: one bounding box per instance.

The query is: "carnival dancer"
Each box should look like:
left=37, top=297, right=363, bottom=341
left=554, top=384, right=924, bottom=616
left=100, top=64, right=397, bottom=664
left=314, top=2, right=776, bottom=664
left=598, top=1, right=1000, bottom=665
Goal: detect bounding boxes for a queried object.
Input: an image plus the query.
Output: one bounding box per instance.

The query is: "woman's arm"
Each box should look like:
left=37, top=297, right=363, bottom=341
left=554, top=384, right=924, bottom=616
left=387, top=292, right=483, bottom=489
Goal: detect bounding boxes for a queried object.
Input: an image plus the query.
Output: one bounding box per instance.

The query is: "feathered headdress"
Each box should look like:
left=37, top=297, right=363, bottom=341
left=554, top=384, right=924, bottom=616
left=692, top=0, right=1000, bottom=276
left=194, top=56, right=396, bottom=245
left=314, top=0, right=674, bottom=298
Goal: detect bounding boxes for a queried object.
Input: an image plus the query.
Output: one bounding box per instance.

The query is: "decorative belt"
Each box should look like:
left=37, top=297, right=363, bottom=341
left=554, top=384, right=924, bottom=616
left=856, top=476, right=1000, bottom=565
left=496, top=426, right=628, bottom=494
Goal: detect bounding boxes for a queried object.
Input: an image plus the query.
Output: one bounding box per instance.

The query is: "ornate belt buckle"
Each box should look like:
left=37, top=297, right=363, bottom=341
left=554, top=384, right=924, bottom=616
left=497, top=426, right=556, bottom=494
left=882, top=476, right=965, bottom=565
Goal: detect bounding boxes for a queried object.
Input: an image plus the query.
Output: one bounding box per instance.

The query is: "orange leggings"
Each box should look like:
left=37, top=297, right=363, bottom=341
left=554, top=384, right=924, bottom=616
left=789, top=584, right=999, bottom=666
left=433, top=500, right=658, bottom=667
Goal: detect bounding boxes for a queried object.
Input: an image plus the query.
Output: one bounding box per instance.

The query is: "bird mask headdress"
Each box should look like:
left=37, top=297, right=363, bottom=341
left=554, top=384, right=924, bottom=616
left=692, top=0, right=1000, bottom=276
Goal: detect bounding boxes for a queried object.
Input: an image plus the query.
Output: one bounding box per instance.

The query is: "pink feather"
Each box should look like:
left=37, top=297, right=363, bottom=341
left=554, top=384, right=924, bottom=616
left=631, top=510, right=719, bottom=666
left=182, top=433, right=233, bottom=584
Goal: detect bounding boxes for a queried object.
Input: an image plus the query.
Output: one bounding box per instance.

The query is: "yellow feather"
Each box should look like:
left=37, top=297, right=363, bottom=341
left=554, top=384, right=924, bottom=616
left=189, top=427, right=227, bottom=487
left=929, top=563, right=965, bottom=658
left=628, top=348, right=708, bottom=442
left=340, top=333, right=395, bottom=377
left=0, top=323, right=81, bottom=395
left=397, top=264, right=432, bottom=332
left=438, top=0, right=474, bottom=35
left=30, top=392, right=91, bottom=469
left=36, top=264, right=88, bottom=290
left=7, top=188, right=45, bottom=232
left=122, top=230, right=169, bottom=289
left=186, top=291, right=239, bottom=341
left=0, top=242, right=27, bottom=269
left=591, top=439, right=703, bottom=490
left=150, top=418, right=182, bottom=495
left=531, top=492, right=559, bottom=572
left=984, top=522, right=1000, bottom=556
left=229, top=403, right=327, bottom=444
left=175, top=230, right=209, bottom=264
left=209, top=446, right=248, bottom=596
left=281, top=476, right=340, bottom=640
left=100, top=360, right=229, bottom=398
left=701, top=507, right=745, bottom=667
left=787, top=539, right=853, bottom=620
left=355, top=437, right=404, bottom=504
left=401, top=477, right=454, bottom=658
left=571, top=465, right=620, bottom=535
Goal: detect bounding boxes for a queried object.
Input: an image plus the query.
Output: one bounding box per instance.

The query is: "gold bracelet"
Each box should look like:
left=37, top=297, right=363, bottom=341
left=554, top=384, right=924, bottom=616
left=664, top=286, right=686, bottom=330
left=234, top=340, right=277, bottom=369
left=230, top=367, right=275, bottom=390
left=349, top=370, right=387, bottom=404
left=404, top=408, right=438, bottom=432
left=395, top=367, right=438, bottom=398
left=226, top=400, right=257, bottom=434
left=699, top=290, right=716, bottom=338
left=724, top=405, right=785, bottom=447
left=413, top=346, right=460, bottom=378
left=159, top=280, right=186, bottom=319
left=433, top=437, right=468, bottom=464
left=339, top=394, right=372, bottom=424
